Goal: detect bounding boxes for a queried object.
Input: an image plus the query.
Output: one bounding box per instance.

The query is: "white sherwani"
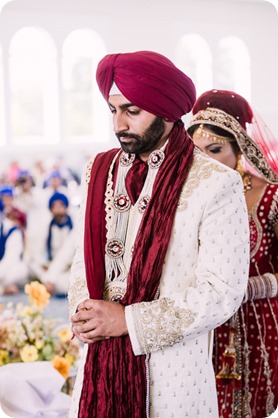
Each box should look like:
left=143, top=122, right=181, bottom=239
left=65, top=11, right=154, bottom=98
left=68, top=148, right=250, bottom=418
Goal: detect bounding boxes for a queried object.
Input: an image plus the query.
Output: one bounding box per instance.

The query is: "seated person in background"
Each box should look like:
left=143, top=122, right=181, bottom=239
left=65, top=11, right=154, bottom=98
left=0, top=184, right=27, bottom=231
left=0, top=198, right=29, bottom=295
left=25, top=192, right=74, bottom=296
left=42, top=170, right=69, bottom=202
left=14, top=169, right=50, bottom=241
left=14, top=169, right=47, bottom=216
left=40, top=228, right=76, bottom=297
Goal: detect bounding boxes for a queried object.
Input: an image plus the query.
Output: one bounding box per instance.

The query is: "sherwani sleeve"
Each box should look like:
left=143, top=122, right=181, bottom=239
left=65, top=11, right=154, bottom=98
left=68, top=161, right=92, bottom=318
left=125, top=169, right=250, bottom=355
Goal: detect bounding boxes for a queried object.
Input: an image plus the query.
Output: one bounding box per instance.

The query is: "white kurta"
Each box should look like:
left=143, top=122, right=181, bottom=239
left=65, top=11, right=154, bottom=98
left=68, top=148, right=250, bottom=418
left=41, top=229, right=76, bottom=294
left=0, top=218, right=28, bottom=291
left=25, top=216, right=74, bottom=293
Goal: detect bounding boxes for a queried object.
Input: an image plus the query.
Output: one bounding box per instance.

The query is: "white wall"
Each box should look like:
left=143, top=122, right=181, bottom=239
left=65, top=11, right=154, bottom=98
left=0, top=0, right=277, bottom=168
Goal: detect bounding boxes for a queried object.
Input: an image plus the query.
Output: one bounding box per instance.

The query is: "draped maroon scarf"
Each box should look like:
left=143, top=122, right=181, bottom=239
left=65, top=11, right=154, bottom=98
left=79, top=120, right=194, bottom=418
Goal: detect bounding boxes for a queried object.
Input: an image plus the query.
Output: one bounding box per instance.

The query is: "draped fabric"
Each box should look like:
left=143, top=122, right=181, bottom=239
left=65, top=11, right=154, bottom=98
left=247, top=108, right=278, bottom=174
left=191, top=89, right=253, bottom=130
left=188, top=90, right=278, bottom=185
left=79, top=120, right=195, bottom=417
left=96, top=51, right=196, bottom=122
left=213, top=184, right=278, bottom=418
left=125, top=157, right=148, bottom=205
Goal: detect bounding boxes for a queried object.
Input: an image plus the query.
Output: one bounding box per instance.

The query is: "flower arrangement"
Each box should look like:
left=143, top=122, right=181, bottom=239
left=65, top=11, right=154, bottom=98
left=0, top=281, right=80, bottom=384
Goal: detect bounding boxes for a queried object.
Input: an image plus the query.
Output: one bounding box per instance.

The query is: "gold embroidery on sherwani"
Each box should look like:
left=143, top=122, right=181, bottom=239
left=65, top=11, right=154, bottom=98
left=85, top=157, right=94, bottom=184
left=104, top=282, right=126, bottom=301
left=131, top=298, right=197, bottom=354
left=177, top=148, right=227, bottom=211
left=68, top=276, right=89, bottom=317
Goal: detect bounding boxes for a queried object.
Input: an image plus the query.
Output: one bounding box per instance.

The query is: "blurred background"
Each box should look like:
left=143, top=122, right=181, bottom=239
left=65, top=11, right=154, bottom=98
left=0, top=0, right=277, bottom=303
left=0, top=2, right=277, bottom=410
left=0, top=0, right=277, bottom=181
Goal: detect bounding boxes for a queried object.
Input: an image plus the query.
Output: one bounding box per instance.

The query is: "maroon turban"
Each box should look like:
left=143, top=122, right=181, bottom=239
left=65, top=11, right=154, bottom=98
left=96, top=50, right=196, bottom=122
left=192, top=89, right=253, bottom=130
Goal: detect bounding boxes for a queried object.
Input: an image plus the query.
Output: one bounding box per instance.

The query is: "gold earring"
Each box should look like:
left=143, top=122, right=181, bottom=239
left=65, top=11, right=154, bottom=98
left=235, top=154, right=246, bottom=176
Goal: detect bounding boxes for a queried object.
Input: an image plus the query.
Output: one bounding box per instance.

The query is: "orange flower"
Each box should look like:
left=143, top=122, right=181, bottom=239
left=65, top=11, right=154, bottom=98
left=52, top=355, right=71, bottom=379
left=24, top=281, right=50, bottom=308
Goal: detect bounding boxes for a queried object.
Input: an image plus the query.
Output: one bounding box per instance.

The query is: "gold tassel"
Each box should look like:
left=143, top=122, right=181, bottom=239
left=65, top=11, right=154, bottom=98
left=216, top=323, right=241, bottom=381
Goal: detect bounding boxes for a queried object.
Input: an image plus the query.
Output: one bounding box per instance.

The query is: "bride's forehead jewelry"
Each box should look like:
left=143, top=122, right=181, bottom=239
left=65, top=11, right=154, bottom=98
left=192, top=124, right=235, bottom=146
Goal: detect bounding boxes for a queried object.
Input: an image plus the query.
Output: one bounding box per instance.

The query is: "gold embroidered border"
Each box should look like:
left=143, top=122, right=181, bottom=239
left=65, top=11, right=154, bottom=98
left=132, top=297, right=196, bottom=354
left=68, top=276, right=89, bottom=317
left=104, top=281, right=127, bottom=301
left=177, top=148, right=226, bottom=211
left=189, top=108, right=278, bottom=184
left=85, top=157, right=95, bottom=185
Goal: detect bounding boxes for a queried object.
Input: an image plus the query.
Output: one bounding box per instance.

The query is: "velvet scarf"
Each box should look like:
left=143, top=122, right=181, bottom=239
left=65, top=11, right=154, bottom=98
left=79, top=120, right=194, bottom=418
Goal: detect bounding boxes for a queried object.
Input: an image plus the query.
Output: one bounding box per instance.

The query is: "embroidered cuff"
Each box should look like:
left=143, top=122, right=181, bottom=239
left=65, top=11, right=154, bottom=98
left=68, top=276, right=89, bottom=318
left=125, top=298, right=196, bottom=355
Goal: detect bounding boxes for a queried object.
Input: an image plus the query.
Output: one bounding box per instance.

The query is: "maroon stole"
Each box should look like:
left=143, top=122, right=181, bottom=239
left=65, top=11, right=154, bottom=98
left=79, top=120, right=194, bottom=418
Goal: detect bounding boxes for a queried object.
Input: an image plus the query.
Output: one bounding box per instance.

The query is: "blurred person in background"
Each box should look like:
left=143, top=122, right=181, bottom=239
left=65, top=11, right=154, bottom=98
left=0, top=189, right=28, bottom=295
left=0, top=184, right=26, bottom=231
left=42, top=170, right=69, bottom=202
left=25, top=192, right=74, bottom=297
left=14, top=169, right=48, bottom=225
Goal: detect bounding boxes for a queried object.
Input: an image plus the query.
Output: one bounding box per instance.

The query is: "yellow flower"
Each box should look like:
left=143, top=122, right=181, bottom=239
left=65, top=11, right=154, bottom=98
left=64, top=353, right=75, bottom=366
left=20, top=306, right=36, bottom=316
left=52, top=355, right=70, bottom=379
left=20, top=345, right=39, bottom=362
left=24, top=281, right=50, bottom=308
left=58, top=328, right=71, bottom=342
left=0, top=349, right=9, bottom=365
left=35, top=339, right=44, bottom=350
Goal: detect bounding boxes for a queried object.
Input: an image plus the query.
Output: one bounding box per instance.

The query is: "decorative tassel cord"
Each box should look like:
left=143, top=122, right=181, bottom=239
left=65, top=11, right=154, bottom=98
left=250, top=300, right=275, bottom=415
left=145, top=353, right=150, bottom=418
left=239, top=306, right=252, bottom=418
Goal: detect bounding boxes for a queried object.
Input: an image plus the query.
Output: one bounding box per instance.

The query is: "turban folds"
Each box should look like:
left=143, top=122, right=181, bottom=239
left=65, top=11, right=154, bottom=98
left=96, top=50, right=196, bottom=122
left=0, top=185, right=14, bottom=197
left=48, top=192, right=69, bottom=210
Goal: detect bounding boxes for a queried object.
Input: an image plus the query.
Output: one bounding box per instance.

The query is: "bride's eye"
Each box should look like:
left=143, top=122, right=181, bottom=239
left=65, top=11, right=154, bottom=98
left=210, top=147, right=222, bottom=154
